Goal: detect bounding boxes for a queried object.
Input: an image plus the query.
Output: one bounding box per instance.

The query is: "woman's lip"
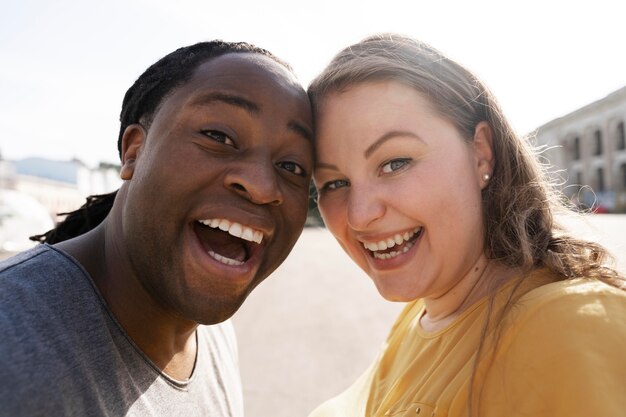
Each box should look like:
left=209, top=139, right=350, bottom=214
left=364, top=229, right=423, bottom=271
left=357, top=226, right=422, bottom=249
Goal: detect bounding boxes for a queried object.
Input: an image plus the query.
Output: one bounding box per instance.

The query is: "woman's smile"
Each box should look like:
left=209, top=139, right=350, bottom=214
left=314, top=81, right=489, bottom=302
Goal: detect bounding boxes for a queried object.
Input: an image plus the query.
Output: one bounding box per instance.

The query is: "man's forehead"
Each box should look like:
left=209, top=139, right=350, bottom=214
left=165, top=52, right=308, bottom=118
left=191, top=52, right=298, bottom=88
left=149, top=52, right=311, bottom=139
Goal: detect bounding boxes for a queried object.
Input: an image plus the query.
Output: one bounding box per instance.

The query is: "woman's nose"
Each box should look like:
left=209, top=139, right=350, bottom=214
left=346, top=184, right=385, bottom=230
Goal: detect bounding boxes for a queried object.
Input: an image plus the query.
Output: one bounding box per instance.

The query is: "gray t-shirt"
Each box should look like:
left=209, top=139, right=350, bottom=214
left=0, top=245, right=244, bottom=416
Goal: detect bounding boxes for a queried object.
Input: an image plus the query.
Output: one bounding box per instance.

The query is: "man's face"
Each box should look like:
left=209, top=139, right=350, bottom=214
left=119, top=53, right=313, bottom=324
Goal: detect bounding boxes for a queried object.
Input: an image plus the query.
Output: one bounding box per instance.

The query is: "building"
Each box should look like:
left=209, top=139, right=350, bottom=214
left=535, top=86, right=626, bottom=212
left=0, top=157, right=122, bottom=223
left=0, top=189, right=54, bottom=252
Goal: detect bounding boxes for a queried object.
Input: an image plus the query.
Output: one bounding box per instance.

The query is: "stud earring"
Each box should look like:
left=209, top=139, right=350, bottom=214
left=483, top=173, right=491, bottom=182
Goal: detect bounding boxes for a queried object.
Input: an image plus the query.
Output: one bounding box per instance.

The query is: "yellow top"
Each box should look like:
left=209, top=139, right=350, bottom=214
left=309, top=272, right=626, bottom=417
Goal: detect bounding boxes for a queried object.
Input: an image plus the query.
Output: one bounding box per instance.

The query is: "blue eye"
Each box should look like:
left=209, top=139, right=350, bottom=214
left=202, top=130, right=235, bottom=147
left=277, top=161, right=306, bottom=176
left=381, top=158, right=411, bottom=174
left=322, top=179, right=350, bottom=191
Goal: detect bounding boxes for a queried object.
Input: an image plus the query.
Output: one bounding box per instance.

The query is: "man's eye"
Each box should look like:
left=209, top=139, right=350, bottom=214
left=277, top=161, right=306, bottom=176
left=381, top=158, right=411, bottom=174
left=202, top=130, right=235, bottom=147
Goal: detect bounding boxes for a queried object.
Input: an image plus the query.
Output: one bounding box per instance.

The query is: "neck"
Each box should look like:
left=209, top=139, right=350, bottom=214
left=420, top=258, right=513, bottom=333
left=56, top=194, right=199, bottom=380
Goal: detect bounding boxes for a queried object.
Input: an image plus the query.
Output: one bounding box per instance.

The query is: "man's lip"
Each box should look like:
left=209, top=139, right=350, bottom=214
left=188, top=207, right=276, bottom=275
left=187, top=222, right=266, bottom=281
left=193, top=209, right=275, bottom=241
left=197, top=218, right=265, bottom=244
left=192, top=220, right=268, bottom=262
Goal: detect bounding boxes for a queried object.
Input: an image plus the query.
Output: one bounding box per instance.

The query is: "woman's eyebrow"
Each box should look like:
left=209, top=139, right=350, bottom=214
left=364, top=131, right=424, bottom=158
left=315, top=162, right=339, bottom=170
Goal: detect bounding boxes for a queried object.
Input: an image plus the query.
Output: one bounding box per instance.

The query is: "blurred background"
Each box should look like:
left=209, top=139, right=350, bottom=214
left=1, top=0, right=625, bottom=415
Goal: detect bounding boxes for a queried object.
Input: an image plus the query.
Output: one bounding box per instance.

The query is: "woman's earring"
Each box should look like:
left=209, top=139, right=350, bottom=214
left=483, top=173, right=491, bottom=182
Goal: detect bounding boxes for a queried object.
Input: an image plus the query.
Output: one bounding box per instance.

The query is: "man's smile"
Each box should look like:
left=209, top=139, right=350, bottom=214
left=194, top=218, right=266, bottom=267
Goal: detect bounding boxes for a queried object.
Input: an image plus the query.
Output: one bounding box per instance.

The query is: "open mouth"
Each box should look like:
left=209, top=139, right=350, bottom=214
left=193, top=218, right=264, bottom=266
left=362, top=227, right=422, bottom=260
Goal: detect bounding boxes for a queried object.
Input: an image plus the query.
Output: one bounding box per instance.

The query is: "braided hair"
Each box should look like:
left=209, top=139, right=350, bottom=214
left=31, top=40, right=289, bottom=244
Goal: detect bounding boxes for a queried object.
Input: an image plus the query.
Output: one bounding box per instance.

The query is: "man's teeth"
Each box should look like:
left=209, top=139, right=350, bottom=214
left=362, top=227, right=422, bottom=252
left=198, top=219, right=263, bottom=244
left=208, top=251, right=244, bottom=266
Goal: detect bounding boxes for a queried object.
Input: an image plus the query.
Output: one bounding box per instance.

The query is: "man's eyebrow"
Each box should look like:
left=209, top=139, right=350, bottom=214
left=190, top=92, right=260, bottom=114
left=191, top=91, right=312, bottom=142
left=288, top=121, right=313, bottom=143
left=364, top=131, right=424, bottom=158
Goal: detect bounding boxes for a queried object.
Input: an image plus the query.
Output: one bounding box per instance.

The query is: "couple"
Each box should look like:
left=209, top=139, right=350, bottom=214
left=1, top=36, right=625, bottom=417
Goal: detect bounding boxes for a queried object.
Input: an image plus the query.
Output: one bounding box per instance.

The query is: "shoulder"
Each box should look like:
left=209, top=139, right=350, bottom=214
left=0, top=244, right=100, bottom=352
left=0, top=244, right=88, bottom=305
left=480, top=277, right=626, bottom=416
left=514, top=276, right=626, bottom=329
left=0, top=244, right=83, bottom=280
left=0, top=244, right=53, bottom=273
left=498, top=276, right=626, bottom=350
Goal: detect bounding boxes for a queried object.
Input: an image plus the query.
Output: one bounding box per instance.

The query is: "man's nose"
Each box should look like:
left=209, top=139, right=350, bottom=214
left=224, top=155, right=284, bottom=206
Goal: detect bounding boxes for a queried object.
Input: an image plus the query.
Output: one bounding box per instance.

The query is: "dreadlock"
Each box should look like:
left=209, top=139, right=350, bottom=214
left=31, top=40, right=289, bottom=244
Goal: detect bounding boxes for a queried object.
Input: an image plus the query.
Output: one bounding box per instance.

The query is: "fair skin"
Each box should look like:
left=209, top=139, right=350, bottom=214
left=57, top=53, right=313, bottom=379
left=314, top=81, right=511, bottom=332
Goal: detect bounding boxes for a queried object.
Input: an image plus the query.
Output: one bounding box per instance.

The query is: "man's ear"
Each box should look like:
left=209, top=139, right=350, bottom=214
left=120, top=124, right=146, bottom=180
left=472, top=121, right=495, bottom=187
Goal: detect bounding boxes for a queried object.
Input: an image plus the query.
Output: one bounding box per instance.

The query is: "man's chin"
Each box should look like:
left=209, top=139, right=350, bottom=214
left=185, top=293, right=252, bottom=325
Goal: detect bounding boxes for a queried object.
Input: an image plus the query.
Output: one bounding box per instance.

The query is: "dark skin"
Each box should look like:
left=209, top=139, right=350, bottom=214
left=57, top=53, right=314, bottom=379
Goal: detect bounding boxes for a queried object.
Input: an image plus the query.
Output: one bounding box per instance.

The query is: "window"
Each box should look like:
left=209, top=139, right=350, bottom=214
left=594, top=129, right=603, bottom=155
left=596, top=167, right=605, bottom=192
left=618, top=122, right=625, bottom=151
left=572, top=136, right=580, bottom=160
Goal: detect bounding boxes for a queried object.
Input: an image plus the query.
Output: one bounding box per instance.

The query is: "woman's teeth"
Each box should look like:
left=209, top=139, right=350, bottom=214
left=198, top=218, right=263, bottom=244
left=362, top=227, right=422, bottom=260
left=373, top=242, right=415, bottom=260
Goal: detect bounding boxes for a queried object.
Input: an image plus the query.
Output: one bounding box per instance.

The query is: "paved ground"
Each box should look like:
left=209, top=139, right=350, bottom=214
left=1, top=215, right=623, bottom=416
left=232, top=214, right=626, bottom=417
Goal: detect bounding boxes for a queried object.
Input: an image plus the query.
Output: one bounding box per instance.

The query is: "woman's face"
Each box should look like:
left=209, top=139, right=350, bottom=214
left=314, top=81, right=493, bottom=302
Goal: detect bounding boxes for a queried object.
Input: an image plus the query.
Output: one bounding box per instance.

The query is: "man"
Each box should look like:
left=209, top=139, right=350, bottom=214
left=0, top=40, right=313, bottom=416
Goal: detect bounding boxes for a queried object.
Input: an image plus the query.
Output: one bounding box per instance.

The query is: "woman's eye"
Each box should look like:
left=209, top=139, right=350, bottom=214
left=321, top=179, right=350, bottom=192
left=203, top=130, right=235, bottom=147
left=277, top=161, right=306, bottom=176
left=381, top=158, right=411, bottom=174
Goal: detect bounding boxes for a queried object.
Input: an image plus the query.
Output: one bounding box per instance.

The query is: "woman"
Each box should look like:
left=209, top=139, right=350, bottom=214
left=309, top=34, right=626, bottom=417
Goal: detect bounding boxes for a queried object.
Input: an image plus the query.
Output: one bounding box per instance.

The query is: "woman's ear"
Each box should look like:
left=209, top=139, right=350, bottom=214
left=472, top=121, right=495, bottom=187
left=119, top=124, right=146, bottom=180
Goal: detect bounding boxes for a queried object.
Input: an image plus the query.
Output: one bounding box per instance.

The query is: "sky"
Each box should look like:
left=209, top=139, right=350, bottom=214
left=1, top=0, right=625, bottom=167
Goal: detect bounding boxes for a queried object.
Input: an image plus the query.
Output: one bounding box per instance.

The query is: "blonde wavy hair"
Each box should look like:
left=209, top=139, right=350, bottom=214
left=308, top=33, right=625, bottom=415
